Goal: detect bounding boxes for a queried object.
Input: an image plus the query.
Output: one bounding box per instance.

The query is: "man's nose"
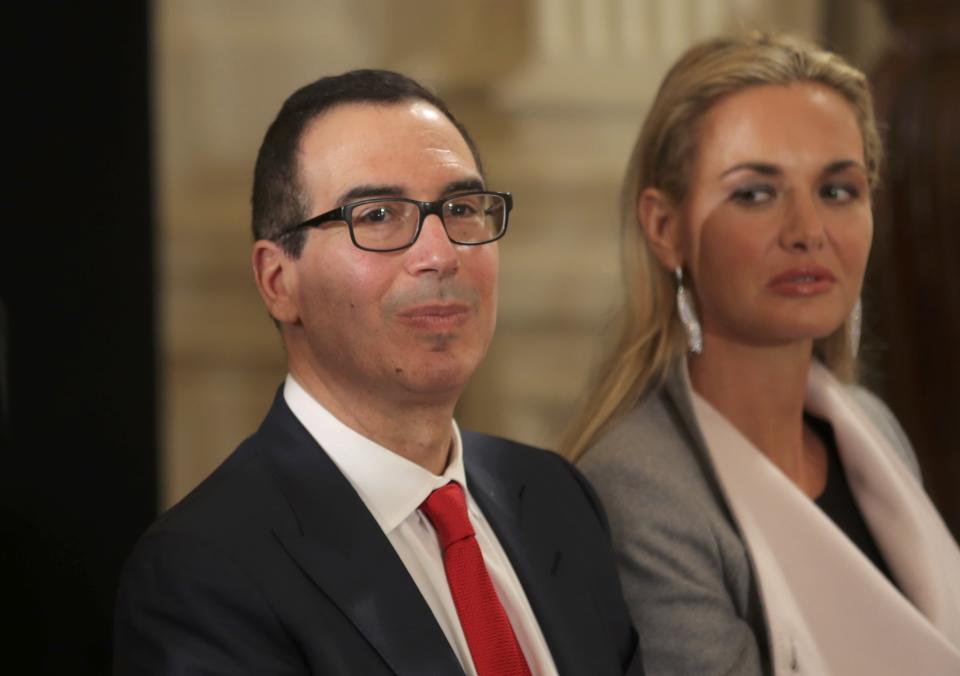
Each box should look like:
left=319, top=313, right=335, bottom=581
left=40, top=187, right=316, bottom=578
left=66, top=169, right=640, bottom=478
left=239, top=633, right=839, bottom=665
left=405, top=214, right=460, bottom=277
left=780, top=191, right=825, bottom=252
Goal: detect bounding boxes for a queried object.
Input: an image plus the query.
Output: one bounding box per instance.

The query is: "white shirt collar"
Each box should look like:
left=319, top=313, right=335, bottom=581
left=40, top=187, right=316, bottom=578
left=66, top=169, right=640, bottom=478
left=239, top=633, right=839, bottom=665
left=283, top=374, right=466, bottom=534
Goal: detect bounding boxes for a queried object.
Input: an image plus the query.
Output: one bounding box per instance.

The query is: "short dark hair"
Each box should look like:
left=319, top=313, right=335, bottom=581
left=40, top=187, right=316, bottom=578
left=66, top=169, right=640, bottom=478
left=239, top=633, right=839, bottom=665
left=251, top=69, right=484, bottom=256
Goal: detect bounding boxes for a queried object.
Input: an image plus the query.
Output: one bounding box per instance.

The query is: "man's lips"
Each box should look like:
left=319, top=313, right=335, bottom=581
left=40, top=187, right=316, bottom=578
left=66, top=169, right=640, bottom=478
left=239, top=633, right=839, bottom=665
left=395, top=303, right=471, bottom=328
left=767, top=266, right=837, bottom=296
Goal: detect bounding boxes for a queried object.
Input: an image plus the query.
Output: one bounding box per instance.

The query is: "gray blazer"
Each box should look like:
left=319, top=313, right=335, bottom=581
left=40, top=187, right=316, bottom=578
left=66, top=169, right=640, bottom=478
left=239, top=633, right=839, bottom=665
left=578, top=362, right=920, bottom=676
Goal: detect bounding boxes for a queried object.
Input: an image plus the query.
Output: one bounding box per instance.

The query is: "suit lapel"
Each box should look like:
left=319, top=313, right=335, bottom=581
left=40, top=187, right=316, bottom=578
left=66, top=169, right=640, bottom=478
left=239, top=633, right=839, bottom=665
left=464, top=435, right=602, bottom=675
left=258, top=394, right=463, bottom=676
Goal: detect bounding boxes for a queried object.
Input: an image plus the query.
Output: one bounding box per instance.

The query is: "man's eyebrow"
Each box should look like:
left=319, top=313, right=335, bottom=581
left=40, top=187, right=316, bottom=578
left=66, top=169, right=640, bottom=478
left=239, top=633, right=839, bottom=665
left=335, top=179, right=486, bottom=206
left=719, top=162, right=781, bottom=178
left=442, top=178, right=486, bottom=195
left=336, top=184, right=405, bottom=205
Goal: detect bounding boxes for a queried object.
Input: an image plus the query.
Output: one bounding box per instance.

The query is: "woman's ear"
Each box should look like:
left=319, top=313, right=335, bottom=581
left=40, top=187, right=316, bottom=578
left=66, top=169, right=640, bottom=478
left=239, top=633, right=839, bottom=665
left=638, top=187, right=683, bottom=270
left=251, top=240, right=301, bottom=325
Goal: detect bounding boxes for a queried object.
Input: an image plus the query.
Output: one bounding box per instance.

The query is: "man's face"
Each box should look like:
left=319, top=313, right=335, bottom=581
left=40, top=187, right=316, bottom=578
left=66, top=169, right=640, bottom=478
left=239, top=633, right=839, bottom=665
left=283, top=100, right=498, bottom=407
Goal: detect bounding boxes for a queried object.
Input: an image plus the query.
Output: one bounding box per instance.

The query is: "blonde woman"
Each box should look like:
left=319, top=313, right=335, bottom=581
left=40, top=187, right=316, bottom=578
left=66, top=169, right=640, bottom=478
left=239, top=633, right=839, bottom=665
left=568, top=34, right=960, bottom=675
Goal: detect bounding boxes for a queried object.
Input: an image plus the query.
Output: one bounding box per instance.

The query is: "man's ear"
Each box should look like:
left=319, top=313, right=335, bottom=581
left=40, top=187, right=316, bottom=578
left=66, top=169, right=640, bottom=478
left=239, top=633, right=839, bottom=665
left=638, top=187, right=683, bottom=271
left=251, top=240, right=300, bottom=325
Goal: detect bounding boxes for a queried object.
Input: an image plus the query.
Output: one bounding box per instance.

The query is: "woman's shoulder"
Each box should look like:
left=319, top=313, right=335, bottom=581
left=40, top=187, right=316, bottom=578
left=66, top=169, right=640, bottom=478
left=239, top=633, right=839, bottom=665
left=577, top=384, right=724, bottom=523
left=580, top=386, right=693, bottom=469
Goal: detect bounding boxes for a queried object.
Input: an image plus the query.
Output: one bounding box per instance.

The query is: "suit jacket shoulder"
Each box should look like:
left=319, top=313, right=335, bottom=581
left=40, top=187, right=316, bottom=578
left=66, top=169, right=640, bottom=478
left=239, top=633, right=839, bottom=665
left=115, top=397, right=644, bottom=675
left=115, top=393, right=462, bottom=675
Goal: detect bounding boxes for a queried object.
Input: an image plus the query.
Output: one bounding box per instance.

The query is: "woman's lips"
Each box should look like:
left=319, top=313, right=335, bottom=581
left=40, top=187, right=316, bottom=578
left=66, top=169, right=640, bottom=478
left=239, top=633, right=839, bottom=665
left=395, top=303, right=471, bottom=329
left=767, top=266, right=837, bottom=296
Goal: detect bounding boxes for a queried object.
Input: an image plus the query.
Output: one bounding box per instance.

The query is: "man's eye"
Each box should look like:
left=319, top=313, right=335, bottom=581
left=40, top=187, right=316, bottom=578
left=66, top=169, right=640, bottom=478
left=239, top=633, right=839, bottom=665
left=820, top=183, right=858, bottom=203
left=446, top=201, right=479, bottom=218
left=355, top=206, right=393, bottom=224
left=731, top=185, right=775, bottom=204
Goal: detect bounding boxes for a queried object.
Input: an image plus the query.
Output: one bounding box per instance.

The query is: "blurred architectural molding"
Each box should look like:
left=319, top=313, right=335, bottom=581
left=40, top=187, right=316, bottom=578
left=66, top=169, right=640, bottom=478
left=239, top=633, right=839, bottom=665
left=497, top=0, right=822, bottom=110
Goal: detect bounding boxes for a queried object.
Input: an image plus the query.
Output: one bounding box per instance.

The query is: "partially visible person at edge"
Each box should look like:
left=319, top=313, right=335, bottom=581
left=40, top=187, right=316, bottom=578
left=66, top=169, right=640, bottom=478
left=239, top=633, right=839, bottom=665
left=566, top=33, right=960, bottom=676
left=114, top=69, right=643, bottom=675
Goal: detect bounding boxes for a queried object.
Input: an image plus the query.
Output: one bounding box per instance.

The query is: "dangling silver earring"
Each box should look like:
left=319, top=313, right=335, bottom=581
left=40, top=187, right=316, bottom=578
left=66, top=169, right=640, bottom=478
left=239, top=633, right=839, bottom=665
left=849, top=297, right=862, bottom=358
left=675, top=267, right=703, bottom=355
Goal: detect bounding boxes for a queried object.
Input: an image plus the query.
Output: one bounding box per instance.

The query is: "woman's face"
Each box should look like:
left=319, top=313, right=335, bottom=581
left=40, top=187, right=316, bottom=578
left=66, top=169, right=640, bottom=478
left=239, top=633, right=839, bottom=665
left=679, top=83, right=872, bottom=350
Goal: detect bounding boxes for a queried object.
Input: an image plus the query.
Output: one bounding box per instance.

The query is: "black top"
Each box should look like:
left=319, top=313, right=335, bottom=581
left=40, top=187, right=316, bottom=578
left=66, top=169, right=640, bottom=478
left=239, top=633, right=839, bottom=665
left=807, top=413, right=898, bottom=587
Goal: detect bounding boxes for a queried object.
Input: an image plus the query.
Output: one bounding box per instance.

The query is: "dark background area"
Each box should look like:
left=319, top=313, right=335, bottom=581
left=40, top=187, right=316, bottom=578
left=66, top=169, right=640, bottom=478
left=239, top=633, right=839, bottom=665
left=857, top=0, right=960, bottom=540
left=3, top=2, right=156, bottom=673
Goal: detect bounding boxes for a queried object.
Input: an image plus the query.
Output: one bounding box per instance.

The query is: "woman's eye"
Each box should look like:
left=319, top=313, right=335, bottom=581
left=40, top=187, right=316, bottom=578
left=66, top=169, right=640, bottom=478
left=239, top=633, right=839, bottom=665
left=731, top=185, right=775, bottom=204
left=820, top=183, right=859, bottom=203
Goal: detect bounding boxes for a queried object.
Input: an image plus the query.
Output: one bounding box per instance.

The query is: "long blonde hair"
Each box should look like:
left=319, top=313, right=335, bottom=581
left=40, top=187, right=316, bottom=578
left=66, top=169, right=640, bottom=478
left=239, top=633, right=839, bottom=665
left=564, top=33, right=883, bottom=461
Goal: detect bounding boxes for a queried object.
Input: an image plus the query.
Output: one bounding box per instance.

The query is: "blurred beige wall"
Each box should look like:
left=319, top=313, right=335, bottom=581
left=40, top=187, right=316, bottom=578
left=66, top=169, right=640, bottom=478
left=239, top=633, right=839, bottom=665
left=155, top=0, right=885, bottom=508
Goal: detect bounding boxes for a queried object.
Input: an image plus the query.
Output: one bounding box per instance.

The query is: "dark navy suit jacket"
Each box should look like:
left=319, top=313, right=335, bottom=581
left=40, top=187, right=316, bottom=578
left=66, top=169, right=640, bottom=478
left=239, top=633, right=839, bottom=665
left=114, top=391, right=643, bottom=675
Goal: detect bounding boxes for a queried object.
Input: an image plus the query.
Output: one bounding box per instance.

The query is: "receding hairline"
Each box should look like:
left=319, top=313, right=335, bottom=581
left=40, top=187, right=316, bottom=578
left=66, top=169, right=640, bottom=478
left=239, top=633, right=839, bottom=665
left=296, top=97, right=477, bottom=155
left=291, top=97, right=483, bottom=204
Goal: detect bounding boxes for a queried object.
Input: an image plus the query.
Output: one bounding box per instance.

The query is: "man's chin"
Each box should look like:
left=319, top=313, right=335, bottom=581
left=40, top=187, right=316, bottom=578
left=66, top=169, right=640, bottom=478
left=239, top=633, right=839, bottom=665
left=397, top=357, right=481, bottom=399
left=423, top=331, right=460, bottom=352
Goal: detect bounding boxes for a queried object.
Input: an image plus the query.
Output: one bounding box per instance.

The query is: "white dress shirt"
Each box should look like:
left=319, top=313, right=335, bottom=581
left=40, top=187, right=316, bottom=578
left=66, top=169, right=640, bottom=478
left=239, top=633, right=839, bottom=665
left=284, top=375, right=558, bottom=676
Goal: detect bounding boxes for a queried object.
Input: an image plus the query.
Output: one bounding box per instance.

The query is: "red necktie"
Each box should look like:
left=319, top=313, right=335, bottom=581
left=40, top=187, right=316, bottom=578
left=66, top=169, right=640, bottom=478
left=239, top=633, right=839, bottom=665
left=420, top=482, right=532, bottom=676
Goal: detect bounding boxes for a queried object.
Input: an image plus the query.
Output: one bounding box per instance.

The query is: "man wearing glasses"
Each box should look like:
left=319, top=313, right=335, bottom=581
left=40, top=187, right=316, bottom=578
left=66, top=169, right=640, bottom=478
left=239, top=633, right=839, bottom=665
left=114, top=70, right=643, bottom=675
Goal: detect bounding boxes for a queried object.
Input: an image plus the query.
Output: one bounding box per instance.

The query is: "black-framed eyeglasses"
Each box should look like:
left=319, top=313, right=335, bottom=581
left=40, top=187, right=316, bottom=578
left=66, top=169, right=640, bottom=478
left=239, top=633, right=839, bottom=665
left=278, top=190, right=513, bottom=252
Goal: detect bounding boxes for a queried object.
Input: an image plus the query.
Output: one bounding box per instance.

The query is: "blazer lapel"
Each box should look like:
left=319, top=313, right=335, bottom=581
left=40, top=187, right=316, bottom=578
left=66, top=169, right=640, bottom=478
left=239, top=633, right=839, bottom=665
left=690, top=370, right=960, bottom=674
left=258, top=394, right=463, bottom=676
left=464, top=439, right=607, bottom=675
left=662, top=362, right=738, bottom=524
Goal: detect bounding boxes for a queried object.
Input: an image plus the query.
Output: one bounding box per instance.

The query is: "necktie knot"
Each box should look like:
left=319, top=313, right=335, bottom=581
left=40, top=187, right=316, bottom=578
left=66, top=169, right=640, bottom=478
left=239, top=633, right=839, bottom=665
left=420, top=482, right=475, bottom=550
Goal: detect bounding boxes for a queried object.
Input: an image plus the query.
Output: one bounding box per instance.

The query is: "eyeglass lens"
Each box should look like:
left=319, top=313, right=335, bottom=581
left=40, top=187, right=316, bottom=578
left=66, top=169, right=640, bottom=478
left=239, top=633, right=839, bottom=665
left=349, top=194, right=506, bottom=250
